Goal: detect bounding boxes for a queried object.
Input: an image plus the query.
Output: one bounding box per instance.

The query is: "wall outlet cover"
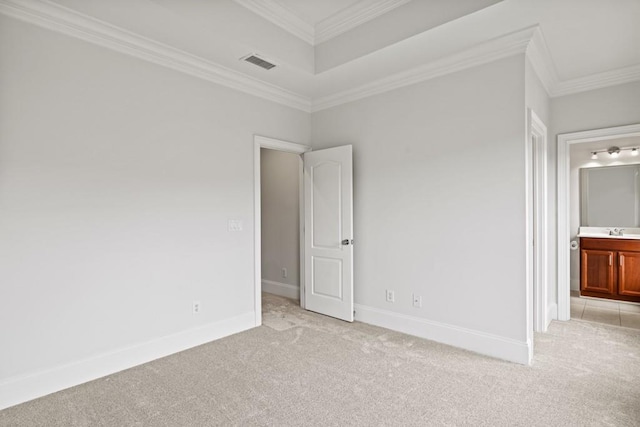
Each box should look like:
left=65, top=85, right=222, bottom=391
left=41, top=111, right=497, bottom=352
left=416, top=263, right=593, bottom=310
left=412, top=294, right=422, bottom=308
left=228, top=219, right=243, bottom=232
left=386, top=290, right=395, bottom=303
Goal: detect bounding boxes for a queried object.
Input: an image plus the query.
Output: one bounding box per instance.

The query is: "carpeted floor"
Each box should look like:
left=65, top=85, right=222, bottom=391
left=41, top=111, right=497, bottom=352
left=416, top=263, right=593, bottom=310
left=2, top=293, right=639, bottom=426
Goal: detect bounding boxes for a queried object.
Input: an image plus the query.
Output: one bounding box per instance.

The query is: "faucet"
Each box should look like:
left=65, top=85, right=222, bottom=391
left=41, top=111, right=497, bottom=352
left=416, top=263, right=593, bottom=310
left=609, top=228, right=625, bottom=236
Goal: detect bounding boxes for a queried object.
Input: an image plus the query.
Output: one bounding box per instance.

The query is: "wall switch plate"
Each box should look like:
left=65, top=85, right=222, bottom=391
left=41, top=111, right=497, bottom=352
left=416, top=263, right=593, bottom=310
left=282, top=268, right=287, bottom=278
left=192, top=301, right=201, bottom=314
left=412, top=294, right=422, bottom=308
left=386, top=290, right=395, bottom=303
left=228, top=219, right=243, bottom=232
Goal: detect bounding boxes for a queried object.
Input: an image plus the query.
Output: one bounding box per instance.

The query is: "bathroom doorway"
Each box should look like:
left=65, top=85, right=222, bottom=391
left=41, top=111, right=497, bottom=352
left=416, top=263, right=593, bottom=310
left=557, top=123, right=640, bottom=328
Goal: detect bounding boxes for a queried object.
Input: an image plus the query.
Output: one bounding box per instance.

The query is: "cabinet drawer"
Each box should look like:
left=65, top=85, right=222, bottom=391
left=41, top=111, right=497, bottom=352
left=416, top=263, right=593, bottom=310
left=580, top=237, right=640, bottom=251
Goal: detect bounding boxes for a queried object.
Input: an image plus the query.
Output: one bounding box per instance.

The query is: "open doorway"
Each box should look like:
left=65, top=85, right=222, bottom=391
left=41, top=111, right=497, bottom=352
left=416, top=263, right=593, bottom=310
left=562, top=132, right=640, bottom=328
left=557, top=123, right=640, bottom=325
left=253, top=136, right=310, bottom=326
left=253, top=136, right=355, bottom=325
left=260, top=148, right=301, bottom=299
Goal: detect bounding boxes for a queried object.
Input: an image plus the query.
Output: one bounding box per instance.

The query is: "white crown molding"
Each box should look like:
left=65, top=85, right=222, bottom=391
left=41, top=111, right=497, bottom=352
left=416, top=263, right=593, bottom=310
left=2, top=1, right=638, bottom=113
left=233, top=0, right=411, bottom=45
left=0, top=0, right=312, bottom=112
left=315, top=0, right=412, bottom=45
left=525, top=28, right=640, bottom=98
left=525, top=28, right=559, bottom=95
left=552, top=63, right=640, bottom=97
left=232, top=0, right=314, bottom=45
left=312, top=26, right=539, bottom=112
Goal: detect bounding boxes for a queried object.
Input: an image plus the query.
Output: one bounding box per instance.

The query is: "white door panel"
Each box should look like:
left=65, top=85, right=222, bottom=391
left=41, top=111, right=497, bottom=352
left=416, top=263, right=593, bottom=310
left=304, top=145, right=353, bottom=322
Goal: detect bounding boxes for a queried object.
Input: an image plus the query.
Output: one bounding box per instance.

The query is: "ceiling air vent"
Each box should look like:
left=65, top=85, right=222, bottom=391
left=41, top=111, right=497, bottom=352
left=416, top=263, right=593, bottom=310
left=241, top=53, right=277, bottom=70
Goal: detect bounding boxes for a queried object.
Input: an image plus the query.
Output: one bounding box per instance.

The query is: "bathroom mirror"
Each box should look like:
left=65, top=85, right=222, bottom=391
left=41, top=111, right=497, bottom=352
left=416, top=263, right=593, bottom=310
left=580, top=164, right=640, bottom=227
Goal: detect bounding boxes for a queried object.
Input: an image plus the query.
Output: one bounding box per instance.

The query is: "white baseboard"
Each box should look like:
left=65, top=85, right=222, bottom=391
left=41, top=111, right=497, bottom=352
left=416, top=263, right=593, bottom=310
left=0, top=312, right=255, bottom=410
left=262, top=279, right=299, bottom=300
left=354, top=304, right=530, bottom=365
left=570, top=278, right=580, bottom=291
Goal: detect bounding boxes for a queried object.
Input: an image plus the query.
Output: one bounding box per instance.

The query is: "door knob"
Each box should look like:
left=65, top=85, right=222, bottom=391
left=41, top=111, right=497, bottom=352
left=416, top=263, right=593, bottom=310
left=341, top=239, right=353, bottom=245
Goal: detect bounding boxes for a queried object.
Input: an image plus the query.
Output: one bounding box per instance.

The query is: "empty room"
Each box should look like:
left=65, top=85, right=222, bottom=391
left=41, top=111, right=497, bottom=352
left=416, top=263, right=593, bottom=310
left=1, top=0, right=639, bottom=425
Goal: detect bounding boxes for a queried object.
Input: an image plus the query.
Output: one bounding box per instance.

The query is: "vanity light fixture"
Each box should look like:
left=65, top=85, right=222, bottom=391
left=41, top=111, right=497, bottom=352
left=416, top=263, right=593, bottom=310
left=588, top=145, right=640, bottom=159
left=608, top=146, right=621, bottom=158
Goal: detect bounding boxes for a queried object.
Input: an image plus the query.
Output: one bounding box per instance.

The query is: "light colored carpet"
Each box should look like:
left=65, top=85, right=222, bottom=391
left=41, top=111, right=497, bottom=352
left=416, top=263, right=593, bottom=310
left=2, top=293, right=639, bottom=426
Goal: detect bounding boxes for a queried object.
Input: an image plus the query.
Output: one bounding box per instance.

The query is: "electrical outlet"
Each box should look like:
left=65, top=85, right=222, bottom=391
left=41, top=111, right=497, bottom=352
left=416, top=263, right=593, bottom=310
left=228, top=219, right=243, bottom=232
left=412, top=294, right=422, bottom=308
left=386, top=289, right=395, bottom=303
left=282, top=267, right=288, bottom=278
left=192, top=300, right=201, bottom=314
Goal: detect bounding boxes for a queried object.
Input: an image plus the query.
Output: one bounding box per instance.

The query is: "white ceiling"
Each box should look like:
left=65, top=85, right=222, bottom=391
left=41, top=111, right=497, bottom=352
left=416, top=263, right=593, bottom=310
left=12, top=0, right=640, bottom=109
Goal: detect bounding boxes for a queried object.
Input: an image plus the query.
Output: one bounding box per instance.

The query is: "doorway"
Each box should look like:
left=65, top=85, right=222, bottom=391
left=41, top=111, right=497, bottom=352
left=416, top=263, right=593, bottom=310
left=253, top=136, right=355, bottom=325
left=556, top=123, right=640, bottom=321
left=253, top=136, right=310, bottom=326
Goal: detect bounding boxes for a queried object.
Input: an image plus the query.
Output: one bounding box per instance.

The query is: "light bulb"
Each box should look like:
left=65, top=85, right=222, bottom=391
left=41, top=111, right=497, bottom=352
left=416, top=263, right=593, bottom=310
left=607, top=146, right=621, bottom=158
left=591, top=152, right=598, bottom=160
left=632, top=148, right=639, bottom=156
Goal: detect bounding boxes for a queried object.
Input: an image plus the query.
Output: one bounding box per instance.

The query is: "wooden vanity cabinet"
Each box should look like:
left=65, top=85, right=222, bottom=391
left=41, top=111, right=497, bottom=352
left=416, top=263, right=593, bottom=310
left=619, top=251, right=640, bottom=298
left=580, top=238, right=640, bottom=302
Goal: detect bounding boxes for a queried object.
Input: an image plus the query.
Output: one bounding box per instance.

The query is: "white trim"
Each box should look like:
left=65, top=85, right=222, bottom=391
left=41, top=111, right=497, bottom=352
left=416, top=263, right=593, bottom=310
left=298, top=158, right=306, bottom=309
left=262, top=280, right=300, bottom=300
left=233, top=0, right=410, bottom=46
left=2, top=1, right=637, bottom=111
left=0, top=0, right=312, bottom=112
left=254, top=135, right=311, bottom=326
left=232, top=0, right=314, bottom=45
left=527, top=109, right=549, bottom=334
left=311, top=26, right=538, bottom=112
left=524, top=29, right=640, bottom=98
left=553, top=64, right=640, bottom=97
left=547, top=302, right=558, bottom=324
left=315, top=0, right=412, bottom=45
left=0, top=312, right=255, bottom=410
left=525, top=29, right=558, bottom=95
left=354, top=304, right=531, bottom=365
left=556, top=123, right=640, bottom=321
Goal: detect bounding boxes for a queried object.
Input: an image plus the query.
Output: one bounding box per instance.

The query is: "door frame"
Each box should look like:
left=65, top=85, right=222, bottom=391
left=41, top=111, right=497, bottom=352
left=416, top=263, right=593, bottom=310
left=253, top=135, right=311, bottom=326
left=527, top=109, right=549, bottom=337
left=556, top=123, right=640, bottom=321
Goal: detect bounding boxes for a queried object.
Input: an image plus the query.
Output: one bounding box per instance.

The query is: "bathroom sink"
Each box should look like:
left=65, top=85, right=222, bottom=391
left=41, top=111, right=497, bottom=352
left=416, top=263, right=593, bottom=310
left=577, top=226, right=640, bottom=240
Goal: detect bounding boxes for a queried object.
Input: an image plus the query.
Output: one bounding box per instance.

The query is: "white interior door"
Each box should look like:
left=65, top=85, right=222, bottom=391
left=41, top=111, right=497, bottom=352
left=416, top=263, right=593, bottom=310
left=303, top=145, right=353, bottom=322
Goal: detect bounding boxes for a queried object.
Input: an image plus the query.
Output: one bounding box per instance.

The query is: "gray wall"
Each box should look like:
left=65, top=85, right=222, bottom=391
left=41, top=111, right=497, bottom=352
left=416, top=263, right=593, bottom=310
left=0, top=15, right=309, bottom=382
left=260, top=149, right=300, bottom=290
left=311, top=55, right=528, bottom=343
left=549, top=81, right=640, bottom=301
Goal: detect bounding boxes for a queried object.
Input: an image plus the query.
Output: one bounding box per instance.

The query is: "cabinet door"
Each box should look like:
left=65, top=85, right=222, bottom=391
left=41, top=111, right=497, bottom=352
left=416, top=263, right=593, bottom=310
left=619, top=251, right=640, bottom=298
left=581, top=249, right=615, bottom=295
